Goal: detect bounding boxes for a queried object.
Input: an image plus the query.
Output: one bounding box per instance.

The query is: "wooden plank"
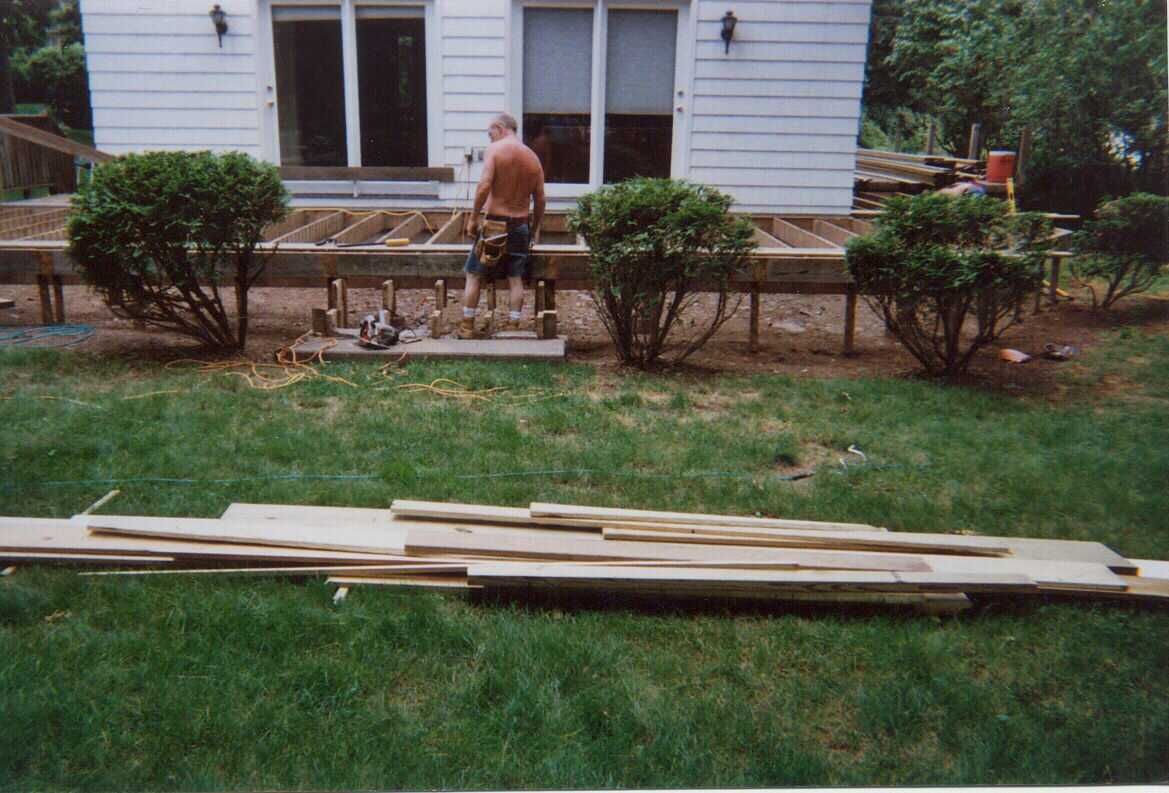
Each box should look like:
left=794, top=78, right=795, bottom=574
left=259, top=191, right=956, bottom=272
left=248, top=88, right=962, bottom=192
left=333, top=212, right=391, bottom=245
left=87, top=515, right=409, bottom=555
left=404, top=526, right=931, bottom=571
left=327, top=575, right=480, bottom=590
left=811, top=220, right=859, bottom=247
left=772, top=219, right=838, bottom=249
left=221, top=503, right=395, bottom=524
left=600, top=527, right=1012, bottom=557
left=0, top=550, right=172, bottom=564
left=389, top=499, right=536, bottom=526
left=81, top=563, right=468, bottom=578
left=0, top=116, right=114, bottom=163
left=528, top=502, right=882, bottom=532
left=278, top=165, right=454, bottom=182
left=426, top=211, right=465, bottom=245
left=465, top=563, right=1037, bottom=595
left=750, top=224, right=788, bottom=248
left=0, top=517, right=413, bottom=563
left=270, top=211, right=349, bottom=245
left=378, top=213, right=429, bottom=243
left=1131, top=559, right=1169, bottom=580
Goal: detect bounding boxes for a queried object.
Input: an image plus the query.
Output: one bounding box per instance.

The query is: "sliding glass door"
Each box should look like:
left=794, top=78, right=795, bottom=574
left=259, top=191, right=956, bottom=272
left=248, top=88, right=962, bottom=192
left=522, top=8, right=593, bottom=184
left=272, top=7, right=347, bottom=166
left=270, top=2, right=429, bottom=168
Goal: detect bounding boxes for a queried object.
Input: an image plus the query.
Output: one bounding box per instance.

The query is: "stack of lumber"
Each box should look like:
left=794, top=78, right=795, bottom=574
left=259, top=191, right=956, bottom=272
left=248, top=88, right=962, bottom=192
left=854, top=148, right=986, bottom=210
left=2, top=500, right=1167, bottom=614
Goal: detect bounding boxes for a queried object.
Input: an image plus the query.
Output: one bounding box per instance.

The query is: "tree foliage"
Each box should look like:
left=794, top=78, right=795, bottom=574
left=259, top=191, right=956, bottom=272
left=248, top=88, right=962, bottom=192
left=864, top=0, right=1168, bottom=213
left=569, top=178, right=756, bottom=369
left=1070, top=193, right=1169, bottom=309
left=846, top=193, right=1051, bottom=376
left=68, top=152, right=289, bottom=350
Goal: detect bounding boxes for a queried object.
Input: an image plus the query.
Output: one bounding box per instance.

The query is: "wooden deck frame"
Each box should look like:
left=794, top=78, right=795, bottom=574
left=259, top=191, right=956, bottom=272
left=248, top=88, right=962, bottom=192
left=0, top=206, right=922, bottom=353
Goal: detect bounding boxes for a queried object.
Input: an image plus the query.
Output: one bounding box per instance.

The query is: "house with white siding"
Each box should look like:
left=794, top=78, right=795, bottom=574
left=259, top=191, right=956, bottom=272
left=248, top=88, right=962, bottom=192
left=79, top=0, right=872, bottom=215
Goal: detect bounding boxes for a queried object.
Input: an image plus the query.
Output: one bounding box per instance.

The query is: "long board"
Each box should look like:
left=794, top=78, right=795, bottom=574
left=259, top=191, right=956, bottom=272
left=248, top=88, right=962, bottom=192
left=601, top=526, right=1011, bottom=557
left=528, top=502, right=882, bottom=532
left=87, top=515, right=409, bottom=555
left=404, top=526, right=931, bottom=571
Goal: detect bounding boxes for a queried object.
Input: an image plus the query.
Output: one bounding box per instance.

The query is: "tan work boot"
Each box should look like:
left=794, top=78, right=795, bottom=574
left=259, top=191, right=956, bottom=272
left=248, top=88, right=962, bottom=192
left=455, top=317, right=478, bottom=340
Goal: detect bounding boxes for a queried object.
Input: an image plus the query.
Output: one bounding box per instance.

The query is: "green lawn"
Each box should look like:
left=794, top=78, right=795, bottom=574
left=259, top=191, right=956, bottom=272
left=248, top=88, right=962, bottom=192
left=1, top=326, right=1168, bottom=789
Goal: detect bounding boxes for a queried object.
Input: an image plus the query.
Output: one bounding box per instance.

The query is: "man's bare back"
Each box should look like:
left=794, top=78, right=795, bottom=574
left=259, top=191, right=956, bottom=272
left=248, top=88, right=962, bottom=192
left=482, top=137, right=544, bottom=219
left=468, top=116, right=546, bottom=240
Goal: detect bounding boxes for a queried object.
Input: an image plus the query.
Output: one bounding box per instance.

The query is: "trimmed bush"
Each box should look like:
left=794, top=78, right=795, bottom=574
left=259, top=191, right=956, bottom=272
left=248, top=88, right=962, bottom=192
left=846, top=193, right=1052, bottom=376
left=1070, top=193, right=1169, bottom=309
left=68, top=151, right=289, bottom=350
left=569, top=178, right=756, bottom=369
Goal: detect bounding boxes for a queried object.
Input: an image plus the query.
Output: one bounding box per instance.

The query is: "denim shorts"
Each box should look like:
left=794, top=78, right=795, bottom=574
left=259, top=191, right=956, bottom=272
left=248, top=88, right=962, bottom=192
left=464, top=222, right=530, bottom=279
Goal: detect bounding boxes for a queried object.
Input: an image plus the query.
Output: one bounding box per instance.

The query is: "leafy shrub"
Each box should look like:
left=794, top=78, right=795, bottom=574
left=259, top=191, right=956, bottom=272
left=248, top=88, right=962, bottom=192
left=846, top=193, right=1052, bottom=376
left=68, top=151, right=289, bottom=350
left=569, top=178, right=756, bottom=369
left=1070, top=193, right=1169, bottom=309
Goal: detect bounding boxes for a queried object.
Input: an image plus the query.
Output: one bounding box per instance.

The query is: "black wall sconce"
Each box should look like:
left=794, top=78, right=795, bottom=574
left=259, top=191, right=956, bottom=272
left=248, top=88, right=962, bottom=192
left=720, top=10, right=738, bottom=54
left=209, top=5, right=228, bottom=47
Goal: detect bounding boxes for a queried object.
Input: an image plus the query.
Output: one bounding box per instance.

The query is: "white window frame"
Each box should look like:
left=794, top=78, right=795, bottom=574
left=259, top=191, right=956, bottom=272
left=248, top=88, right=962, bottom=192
left=257, top=0, right=443, bottom=170
left=507, top=0, right=693, bottom=199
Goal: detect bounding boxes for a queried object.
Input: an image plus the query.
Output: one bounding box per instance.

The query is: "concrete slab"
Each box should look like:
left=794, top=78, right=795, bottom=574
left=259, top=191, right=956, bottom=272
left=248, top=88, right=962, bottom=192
left=292, top=332, right=566, bottom=362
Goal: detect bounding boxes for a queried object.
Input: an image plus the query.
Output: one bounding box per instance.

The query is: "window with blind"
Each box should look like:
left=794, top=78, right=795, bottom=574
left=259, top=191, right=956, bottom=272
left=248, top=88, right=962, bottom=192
left=603, top=10, right=676, bottom=182
left=519, top=5, right=679, bottom=185
left=522, top=8, right=593, bottom=184
left=272, top=7, right=347, bottom=166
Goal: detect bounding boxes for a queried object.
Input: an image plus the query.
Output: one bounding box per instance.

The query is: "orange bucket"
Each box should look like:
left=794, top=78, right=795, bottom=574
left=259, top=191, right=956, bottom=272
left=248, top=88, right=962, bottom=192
left=986, top=150, right=1017, bottom=183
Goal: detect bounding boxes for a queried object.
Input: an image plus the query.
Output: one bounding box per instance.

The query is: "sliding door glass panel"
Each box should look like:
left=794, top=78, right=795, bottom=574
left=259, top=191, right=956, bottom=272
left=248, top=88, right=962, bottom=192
left=604, top=10, right=676, bottom=182
left=523, top=8, right=592, bottom=184
left=356, top=7, right=427, bottom=167
left=272, top=7, right=347, bottom=166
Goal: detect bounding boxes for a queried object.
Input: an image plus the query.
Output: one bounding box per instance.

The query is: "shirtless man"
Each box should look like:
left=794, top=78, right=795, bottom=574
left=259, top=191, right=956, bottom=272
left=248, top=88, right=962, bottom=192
left=458, top=112, right=546, bottom=338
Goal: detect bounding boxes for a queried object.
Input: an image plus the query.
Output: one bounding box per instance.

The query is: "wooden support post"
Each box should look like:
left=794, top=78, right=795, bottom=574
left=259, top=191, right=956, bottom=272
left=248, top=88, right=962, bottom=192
left=487, top=279, right=497, bottom=311
left=428, top=310, right=444, bottom=338
left=1033, top=259, right=1046, bottom=315
left=967, top=123, right=983, bottom=160
left=324, top=309, right=339, bottom=337
left=381, top=279, right=396, bottom=316
left=537, top=310, right=557, bottom=340
left=330, top=279, right=348, bottom=328
left=748, top=283, right=760, bottom=353
left=435, top=279, right=447, bottom=309
left=1016, top=127, right=1032, bottom=187
left=36, top=275, right=53, bottom=324
left=926, top=121, right=937, bottom=155
left=843, top=288, right=858, bottom=356
left=1049, top=256, right=1061, bottom=306
left=546, top=280, right=556, bottom=310
left=535, top=280, right=546, bottom=314
left=326, top=278, right=337, bottom=310
left=311, top=308, right=329, bottom=335
left=51, top=276, right=65, bottom=323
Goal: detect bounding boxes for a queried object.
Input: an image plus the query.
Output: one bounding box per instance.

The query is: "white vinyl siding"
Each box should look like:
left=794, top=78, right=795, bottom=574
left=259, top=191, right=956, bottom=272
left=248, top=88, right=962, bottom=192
left=80, top=0, right=873, bottom=214
left=688, top=0, right=870, bottom=213
left=80, top=0, right=260, bottom=156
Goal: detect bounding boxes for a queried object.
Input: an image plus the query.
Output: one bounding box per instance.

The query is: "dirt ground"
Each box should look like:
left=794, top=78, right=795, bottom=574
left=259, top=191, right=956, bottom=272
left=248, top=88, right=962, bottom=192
left=2, top=282, right=1166, bottom=395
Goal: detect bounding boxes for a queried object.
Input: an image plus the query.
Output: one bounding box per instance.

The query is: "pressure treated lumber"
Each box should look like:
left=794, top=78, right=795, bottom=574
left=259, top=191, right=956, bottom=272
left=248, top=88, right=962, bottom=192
left=600, top=526, right=1012, bottom=557
left=465, top=563, right=1037, bottom=596
left=0, top=550, right=172, bottom=564
left=404, top=526, right=931, bottom=571
left=87, top=515, right=409, bottom=555
left=221, top=503, right=396, bottom=524
left=528, top=502, right=882, bottom=532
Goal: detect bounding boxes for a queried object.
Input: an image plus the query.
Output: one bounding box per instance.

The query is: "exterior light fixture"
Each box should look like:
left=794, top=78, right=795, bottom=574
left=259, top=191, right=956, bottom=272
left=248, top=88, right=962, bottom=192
left=720, top=10, right=738, bottom=54
left=209, top=5, right=228, bottom=47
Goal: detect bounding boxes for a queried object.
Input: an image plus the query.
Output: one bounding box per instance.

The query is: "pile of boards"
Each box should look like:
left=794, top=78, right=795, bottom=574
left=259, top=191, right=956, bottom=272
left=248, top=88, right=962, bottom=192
left=2, top=499, right=1167, bottom=615
left=854, top=148, right=985, bottom=209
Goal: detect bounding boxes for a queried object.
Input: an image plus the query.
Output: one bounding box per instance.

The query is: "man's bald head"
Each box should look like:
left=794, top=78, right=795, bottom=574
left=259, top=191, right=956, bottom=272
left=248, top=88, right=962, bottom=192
left=493, top=113, right=518, bottom=133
